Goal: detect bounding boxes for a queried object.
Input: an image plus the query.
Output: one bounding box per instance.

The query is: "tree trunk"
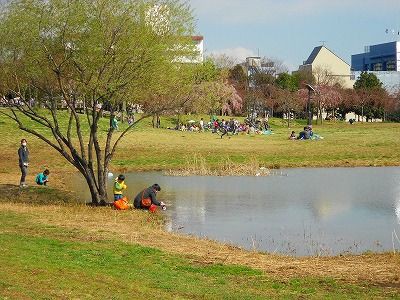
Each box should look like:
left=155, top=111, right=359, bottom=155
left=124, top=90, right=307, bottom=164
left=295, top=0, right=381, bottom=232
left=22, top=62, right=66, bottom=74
left=156, top=114, right=160, bottom=128
left=361, top=106, right=364, bottom=123
left=97, top=170, right=108, bottom=205
left=85, top=175, right=102, bottom=204
left=121, top=101, right=126, bottom=123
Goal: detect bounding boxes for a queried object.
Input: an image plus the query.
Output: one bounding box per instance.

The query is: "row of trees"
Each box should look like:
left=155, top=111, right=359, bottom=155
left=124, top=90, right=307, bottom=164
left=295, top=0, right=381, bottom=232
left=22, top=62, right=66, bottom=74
left=148, top=54, right=400, bottom=127
left=200, top=58, right=400, bottom=125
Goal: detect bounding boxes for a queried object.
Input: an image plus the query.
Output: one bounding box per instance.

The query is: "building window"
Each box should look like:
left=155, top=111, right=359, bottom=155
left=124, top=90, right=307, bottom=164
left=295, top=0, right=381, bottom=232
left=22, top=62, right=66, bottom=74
left=373, top=63, right=383, bottom=71
left=386, top=61, right=396, bottom=71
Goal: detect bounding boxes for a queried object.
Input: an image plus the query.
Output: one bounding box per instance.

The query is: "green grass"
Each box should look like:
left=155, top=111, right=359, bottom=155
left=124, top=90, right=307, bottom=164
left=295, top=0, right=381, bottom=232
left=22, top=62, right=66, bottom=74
left=0, top=211, right=396, bottom=299
left=0, top=184, right=77, bottom=205
left=1, top=109, right=400, bottom=173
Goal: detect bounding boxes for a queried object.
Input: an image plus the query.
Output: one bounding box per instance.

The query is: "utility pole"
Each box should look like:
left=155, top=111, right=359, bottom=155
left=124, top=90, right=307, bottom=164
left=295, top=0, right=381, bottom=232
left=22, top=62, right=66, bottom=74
left=305, top=84, right=316, bottom=126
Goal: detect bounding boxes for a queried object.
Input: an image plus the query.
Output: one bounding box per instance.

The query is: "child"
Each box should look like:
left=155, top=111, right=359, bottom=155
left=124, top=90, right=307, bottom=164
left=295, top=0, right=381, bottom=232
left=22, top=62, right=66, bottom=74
left=35, top=169, right=50, bottom=185
left=111, top=116, right=119, bottom=130
left=113, top=174, right=127, bottom=201
left=289, top=131, right=296, bottom=140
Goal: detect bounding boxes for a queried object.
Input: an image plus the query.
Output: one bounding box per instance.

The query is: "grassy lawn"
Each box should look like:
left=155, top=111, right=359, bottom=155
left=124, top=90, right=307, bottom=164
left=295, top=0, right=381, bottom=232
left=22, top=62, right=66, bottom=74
left=1, top=208, right=398, bottom=299
left=0, top=110, right=400, bottom=177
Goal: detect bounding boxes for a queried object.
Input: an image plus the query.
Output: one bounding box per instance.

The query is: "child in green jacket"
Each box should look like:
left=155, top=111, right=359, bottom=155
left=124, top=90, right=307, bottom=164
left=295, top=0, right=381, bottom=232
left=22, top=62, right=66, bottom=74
left=113, top=174, right=127, bottom=201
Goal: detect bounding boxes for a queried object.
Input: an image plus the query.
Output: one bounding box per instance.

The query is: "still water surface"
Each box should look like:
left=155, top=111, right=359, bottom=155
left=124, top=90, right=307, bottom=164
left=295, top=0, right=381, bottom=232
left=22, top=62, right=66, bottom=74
left=73, top=167, right=400, bottom=256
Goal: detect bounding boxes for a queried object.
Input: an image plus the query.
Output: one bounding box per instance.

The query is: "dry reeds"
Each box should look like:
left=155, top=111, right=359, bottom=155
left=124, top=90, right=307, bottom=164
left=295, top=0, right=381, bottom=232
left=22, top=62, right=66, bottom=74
left=164, top=154, right=271, bottom=177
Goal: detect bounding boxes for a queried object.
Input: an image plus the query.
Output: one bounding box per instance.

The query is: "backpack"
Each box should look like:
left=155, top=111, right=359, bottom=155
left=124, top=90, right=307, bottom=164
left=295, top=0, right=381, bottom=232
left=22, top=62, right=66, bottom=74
left=141, top=190, right=152, bottom=207
left=114, top=197, right=130, bottom=210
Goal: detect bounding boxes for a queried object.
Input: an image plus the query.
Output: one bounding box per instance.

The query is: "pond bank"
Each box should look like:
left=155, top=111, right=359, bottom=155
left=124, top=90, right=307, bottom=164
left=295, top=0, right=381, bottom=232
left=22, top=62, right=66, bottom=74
left=1, top=183, right=399, bottom=291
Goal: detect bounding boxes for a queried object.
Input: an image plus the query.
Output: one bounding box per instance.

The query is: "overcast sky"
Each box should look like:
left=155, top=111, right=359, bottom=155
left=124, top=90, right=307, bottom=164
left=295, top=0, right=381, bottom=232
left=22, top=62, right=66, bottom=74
left=189, top=0, right=400, bottom=70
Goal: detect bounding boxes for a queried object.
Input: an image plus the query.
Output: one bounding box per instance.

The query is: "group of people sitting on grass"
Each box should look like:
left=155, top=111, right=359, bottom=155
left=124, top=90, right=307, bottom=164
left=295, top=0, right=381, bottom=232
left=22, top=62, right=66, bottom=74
left=175, top=117, right=272, bottom=138
left=113, top=174, right=166, bottom=212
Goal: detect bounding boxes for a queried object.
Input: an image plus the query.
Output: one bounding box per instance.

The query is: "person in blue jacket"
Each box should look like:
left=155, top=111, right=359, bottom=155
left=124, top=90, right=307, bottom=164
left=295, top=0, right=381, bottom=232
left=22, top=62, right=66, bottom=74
left=35, top=169, right=50, bottom=186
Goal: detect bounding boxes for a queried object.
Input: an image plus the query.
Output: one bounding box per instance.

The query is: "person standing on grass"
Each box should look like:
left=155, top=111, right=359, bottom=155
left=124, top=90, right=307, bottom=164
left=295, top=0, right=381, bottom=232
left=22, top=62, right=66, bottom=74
left=111, top=115, right=119, bottom=130
left=199, top=118, right=204, bottom=132
left=113, top=174, right=127, bottom=201
left=220, top=119, right=228, bottom=139
left=35, top=169, right=50, bottom=186
left=18, top=138, right=29, bottom=187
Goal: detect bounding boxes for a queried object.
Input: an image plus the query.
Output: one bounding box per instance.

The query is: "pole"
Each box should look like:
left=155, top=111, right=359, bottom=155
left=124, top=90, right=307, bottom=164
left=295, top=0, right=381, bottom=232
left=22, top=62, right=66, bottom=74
left=307, top=89, right=312, bottom=126
left=305, top=84, right=315, bottom=126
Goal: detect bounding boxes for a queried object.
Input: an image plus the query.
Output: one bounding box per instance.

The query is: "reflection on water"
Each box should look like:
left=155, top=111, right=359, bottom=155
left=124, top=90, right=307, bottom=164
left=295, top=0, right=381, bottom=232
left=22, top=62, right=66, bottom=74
left=71, top=167, right=400, bottom=256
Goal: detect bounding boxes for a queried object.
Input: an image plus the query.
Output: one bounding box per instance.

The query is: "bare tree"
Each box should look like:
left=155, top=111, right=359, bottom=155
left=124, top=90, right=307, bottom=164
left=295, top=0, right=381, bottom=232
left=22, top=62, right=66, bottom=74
left=260, top=57, right=289, bottom=76
left=207, top=53, right=237, bottom=70
left=275, top=89, right=301, bottom=128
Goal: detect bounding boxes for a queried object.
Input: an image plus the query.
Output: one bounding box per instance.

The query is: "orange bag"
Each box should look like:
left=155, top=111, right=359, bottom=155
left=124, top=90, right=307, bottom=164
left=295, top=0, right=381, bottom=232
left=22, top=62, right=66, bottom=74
left=141, top=190, right=152, bottom=207
left=114, top=197, right=129, bottom=210
left=149, top=204, right=157, bottom=213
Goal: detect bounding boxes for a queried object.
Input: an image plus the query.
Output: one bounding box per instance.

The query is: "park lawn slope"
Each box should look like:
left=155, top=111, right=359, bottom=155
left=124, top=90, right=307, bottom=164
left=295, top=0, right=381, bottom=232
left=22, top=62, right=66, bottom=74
left=0, top=207, right=398, bottom=299
left=1, top=112, right=400, bottom=180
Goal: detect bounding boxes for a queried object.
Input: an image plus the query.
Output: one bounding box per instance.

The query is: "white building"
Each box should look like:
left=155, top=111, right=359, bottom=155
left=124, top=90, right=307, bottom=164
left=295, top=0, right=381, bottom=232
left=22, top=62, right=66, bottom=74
left=297, top=45, right=355, bottom=89
left=190, top=36, right=204, bottom=63
left=174, top=35, right=204, bottom=64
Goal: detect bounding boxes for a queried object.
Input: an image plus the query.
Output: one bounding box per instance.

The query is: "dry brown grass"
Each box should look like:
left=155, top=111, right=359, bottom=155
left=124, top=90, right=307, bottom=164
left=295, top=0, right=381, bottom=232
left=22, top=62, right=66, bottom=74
left=1, top=199, right=399, bottom=288
left=165, top=154, right=270, bottom=176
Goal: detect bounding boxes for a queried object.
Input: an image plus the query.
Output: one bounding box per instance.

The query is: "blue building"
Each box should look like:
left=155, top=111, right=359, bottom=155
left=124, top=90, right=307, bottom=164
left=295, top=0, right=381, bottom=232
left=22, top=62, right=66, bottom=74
left=351, top=41, right=400, bottom=71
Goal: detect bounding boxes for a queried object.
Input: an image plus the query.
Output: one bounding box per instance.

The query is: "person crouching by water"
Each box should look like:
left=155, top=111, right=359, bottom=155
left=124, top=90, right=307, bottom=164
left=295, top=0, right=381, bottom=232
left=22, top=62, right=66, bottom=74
left=113, top=174, right=127, bottom=201
left=35, top=169, right=50, bottom=186
left=134, top=184, right=166, bottom=212
left=18, top=138, right=29, bottom=188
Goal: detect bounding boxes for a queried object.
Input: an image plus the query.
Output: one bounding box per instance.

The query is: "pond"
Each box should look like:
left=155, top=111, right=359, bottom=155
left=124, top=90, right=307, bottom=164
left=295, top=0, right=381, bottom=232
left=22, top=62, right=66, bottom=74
left=71, top=167, right=400, bottom=256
